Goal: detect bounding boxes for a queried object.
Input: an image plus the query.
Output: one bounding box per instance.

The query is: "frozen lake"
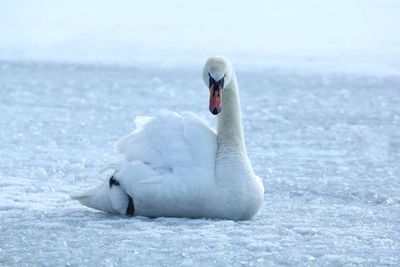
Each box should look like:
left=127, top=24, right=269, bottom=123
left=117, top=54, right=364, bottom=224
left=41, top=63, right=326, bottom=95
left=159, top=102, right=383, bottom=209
left=0, top=61, right=399, bottom=266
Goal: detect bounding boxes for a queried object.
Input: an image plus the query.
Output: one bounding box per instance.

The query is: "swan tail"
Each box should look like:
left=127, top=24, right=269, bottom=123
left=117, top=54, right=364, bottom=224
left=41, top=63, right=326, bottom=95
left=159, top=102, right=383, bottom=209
left=71, top=176, right=134, bottom=216
left=98, top=163, right=123, bottom=175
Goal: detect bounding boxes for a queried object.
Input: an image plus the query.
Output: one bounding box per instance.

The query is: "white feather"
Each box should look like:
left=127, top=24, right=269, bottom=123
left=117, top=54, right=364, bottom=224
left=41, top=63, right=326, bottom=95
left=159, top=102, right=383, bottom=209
left=72, top=57, right=264, bottom=220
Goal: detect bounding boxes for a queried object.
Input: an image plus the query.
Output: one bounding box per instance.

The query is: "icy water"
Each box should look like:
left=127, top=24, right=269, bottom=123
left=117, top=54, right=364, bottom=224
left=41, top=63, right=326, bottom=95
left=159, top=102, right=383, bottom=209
left=0, top=62, right=399, bottom=266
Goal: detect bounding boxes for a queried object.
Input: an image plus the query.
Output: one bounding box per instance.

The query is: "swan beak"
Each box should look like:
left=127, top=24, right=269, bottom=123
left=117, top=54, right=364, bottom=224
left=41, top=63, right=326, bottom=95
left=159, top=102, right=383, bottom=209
left=209, top=77, right=223, bottom=115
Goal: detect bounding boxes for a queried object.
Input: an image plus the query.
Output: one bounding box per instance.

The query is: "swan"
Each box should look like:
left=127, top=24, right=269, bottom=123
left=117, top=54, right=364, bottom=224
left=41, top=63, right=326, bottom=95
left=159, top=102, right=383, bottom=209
left=72, top=57, right=264, bottom=220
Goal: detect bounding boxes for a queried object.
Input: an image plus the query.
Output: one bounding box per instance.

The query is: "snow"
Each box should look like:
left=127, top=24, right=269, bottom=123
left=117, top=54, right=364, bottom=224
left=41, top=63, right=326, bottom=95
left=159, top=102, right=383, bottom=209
left=1, top=0, right=400, bottom=265
left=1, top=0, right=400, bottom=75
left=1, top=62, right=399, bottom=266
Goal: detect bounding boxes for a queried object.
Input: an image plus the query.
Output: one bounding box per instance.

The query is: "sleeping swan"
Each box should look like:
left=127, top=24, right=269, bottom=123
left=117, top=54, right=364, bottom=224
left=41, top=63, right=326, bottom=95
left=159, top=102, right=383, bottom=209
left=72, top=57, right=264, bottom=220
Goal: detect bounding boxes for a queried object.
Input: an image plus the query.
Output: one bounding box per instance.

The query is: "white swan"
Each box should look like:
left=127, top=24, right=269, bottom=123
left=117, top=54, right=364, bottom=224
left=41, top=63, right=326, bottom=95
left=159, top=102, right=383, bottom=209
left=72, top=57, right=264, bottom=220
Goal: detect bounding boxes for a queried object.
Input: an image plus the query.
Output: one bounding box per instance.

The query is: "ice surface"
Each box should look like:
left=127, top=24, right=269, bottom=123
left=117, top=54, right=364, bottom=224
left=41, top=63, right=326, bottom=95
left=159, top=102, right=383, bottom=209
left=1, top=0, right=400, bottom=75
left=0, top=62, right=399, bottom=266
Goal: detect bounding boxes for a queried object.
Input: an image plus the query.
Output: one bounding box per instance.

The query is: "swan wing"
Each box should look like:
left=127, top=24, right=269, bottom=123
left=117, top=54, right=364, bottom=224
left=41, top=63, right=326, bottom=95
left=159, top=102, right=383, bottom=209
left=115, top=110, right=217, bottom=174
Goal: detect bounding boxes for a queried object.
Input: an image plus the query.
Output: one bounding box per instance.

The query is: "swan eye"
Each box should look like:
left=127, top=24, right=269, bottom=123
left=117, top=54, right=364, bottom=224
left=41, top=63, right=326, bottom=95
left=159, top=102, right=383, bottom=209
left=209, top=75, right=216, bottom=88
left=220, top=76, right=225, bottom=89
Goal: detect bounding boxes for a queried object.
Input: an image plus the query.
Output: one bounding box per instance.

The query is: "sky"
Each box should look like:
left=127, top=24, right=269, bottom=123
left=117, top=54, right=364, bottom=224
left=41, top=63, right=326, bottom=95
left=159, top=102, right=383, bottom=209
left=0, top=0, right=399, bottom=74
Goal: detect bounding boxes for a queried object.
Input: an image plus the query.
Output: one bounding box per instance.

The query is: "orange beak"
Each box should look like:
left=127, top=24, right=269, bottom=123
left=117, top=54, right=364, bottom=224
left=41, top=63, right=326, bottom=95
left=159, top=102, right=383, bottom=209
left=209, top=76, right=224, bottom=115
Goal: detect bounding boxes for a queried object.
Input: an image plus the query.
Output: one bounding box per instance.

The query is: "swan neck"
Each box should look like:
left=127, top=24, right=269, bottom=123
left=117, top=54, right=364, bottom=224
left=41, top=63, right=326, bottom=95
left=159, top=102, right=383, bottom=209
left=217, top=74, right=245, bottom=152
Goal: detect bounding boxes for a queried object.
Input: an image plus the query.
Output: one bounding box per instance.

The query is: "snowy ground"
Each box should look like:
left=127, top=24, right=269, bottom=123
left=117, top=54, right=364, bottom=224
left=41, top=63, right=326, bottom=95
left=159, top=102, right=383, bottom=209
left=0, top=61, right=399, bottom=266
left=1, top=0, right=400, bottom=76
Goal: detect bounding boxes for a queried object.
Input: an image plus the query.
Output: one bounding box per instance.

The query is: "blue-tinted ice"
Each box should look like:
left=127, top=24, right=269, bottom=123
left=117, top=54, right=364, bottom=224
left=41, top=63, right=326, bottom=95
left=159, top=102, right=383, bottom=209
left=0, top=62, right=399, bottom=266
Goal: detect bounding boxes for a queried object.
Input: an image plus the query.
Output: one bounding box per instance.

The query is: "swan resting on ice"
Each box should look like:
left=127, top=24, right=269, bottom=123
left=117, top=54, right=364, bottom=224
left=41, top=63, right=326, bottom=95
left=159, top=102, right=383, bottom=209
left=72, top=57, right=264, bottom=220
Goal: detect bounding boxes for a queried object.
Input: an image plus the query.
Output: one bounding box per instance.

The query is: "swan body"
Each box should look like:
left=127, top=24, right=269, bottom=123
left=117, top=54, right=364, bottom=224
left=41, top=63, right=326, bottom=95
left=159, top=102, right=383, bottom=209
left=72, top=57, right=264, bottom=220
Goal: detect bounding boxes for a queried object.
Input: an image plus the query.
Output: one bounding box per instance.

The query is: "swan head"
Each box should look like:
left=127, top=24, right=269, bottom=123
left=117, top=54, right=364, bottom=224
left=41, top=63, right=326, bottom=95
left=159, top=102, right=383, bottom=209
left=203, top=57, right=233, bottom=115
